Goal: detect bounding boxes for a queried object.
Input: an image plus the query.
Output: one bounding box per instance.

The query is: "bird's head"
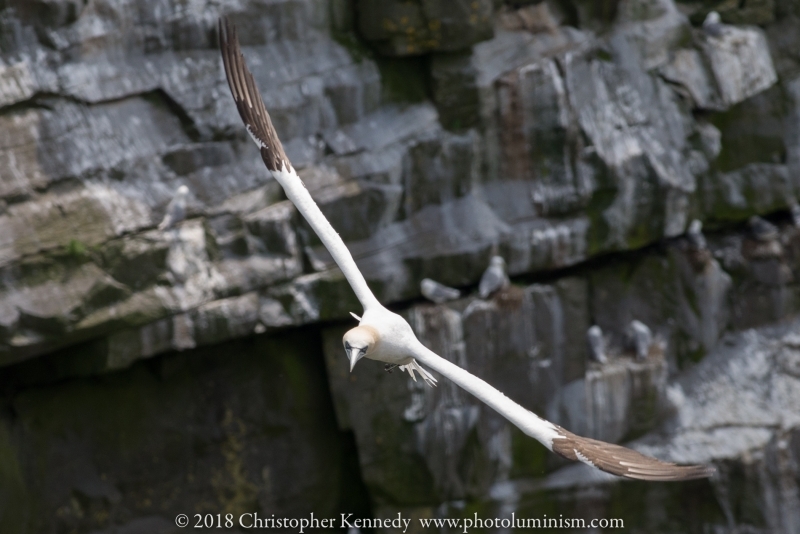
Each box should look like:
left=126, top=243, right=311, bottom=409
left=176, top=185, right=189, bottom=197
left=490, top=256, right=506, bottom=268
left=342, top=325, right=379, bottom=372
left=704, top=10, right=720, bottom=25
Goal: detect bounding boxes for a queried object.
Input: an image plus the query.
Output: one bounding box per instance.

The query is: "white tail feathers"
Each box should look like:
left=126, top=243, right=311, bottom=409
left=400, top=360, right=438, bottom=387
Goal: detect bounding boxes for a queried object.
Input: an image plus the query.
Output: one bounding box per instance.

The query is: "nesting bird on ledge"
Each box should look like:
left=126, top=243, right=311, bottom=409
left=158, top=185, right=190, bottom=230
left=218, top=18, right=713, bottom=481
left=479, top=255, right=510, bottom=298
left=420, top=278, right=461, bottom=304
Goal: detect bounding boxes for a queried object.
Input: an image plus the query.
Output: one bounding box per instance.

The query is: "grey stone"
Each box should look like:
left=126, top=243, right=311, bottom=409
left=356, top=0, right=494, bottom=56
left=662, top=22, right=778, bottom=111
left=615, top=0, right=690, bottom=70
left=547, top=355, right=668, bottom=444
left=2, top=0, right=800, bottom=527
left=430, top=51, right=480, bottom=131
left=1, top=331, right=350, bottom=532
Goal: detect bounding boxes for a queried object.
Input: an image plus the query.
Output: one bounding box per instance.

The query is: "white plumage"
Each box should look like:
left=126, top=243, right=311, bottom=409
left=628, top=320, right=653, bottom=360
left=702, top=11, right=723, bottom=37
left=792, top=203, right=800, bottom=228
left=158, top=185, right=190, bottom=230
left=687, top=219, right=707, bottom=250
left=479, top=256, right=510, bottom=299
left=420, top=278, right=461, bottom=304
left=218, top=18, right=713, bottom=481
left=586, top=325, right=607, bottom=364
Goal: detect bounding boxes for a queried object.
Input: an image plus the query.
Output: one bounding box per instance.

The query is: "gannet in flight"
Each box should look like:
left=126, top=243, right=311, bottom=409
left=420, top=278, right=460, bottom=304
left=479, top=256, right=510, bottom=299
left=158, top=185, right=190, bottom=230
left=586, top=325, right=608, bottom=364
left=218, top=18, right=713, bottom=481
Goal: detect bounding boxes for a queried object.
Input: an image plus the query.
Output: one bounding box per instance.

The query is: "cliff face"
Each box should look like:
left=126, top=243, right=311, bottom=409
left=1, top=0, right=800, bottom=532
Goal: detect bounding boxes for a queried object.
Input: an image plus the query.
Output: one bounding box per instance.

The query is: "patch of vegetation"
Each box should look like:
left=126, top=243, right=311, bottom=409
left=66, top=239, right=87, bottom=258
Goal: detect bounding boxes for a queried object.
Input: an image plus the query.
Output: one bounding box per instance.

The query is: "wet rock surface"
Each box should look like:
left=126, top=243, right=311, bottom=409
left=1, top=0, right=800, bottom=532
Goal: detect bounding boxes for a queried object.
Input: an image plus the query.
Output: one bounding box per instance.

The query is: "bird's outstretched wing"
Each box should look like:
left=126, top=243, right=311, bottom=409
left=218, top=18, right=713, bottom=482
left=411, top=342, right=714, bottom=481
left=550, top=427, right=713, bottom=481
left=218, top=18, right=379, bottom=312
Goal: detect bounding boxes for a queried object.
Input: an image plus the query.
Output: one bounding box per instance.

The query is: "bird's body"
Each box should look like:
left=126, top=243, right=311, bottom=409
left=218, top=18, right=713, bottom=481
left=628, top=320, right=653, bottom=360
left=479, top=256, right=510, bottom=299
left=421, top=278, right=460, bottom=304
left=158, top=185, right=189, bottom=230
left=749, top=215, right=778, bottom=242
left=791, top=202, right=800, bottom=228
left=587, top=325, right=608, bottom=364
left=358, top=307, right=415, bottom=365
left=687, top=219, right=707, bottom=250
left=702, top=11, right=723, bottom=37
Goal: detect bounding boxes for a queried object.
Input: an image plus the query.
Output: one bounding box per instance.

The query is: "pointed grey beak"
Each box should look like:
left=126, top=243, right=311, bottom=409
left=348, top=349, right=363, bottom=372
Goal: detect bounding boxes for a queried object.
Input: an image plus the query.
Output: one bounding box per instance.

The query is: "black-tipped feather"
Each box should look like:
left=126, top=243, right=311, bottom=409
left=551, top=426, right=714, bottom=481
left=219, top=18, right=291, bottom=173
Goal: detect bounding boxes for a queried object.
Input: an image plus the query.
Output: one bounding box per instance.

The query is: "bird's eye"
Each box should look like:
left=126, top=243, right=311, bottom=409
left=344, top=341, right=351, bottom=350
left=359, top=347, right=367, bottom=355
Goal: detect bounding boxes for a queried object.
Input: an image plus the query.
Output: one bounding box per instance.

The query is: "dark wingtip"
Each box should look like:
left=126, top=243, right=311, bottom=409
left=551, top=426, right=716, bottom=482
left=217, top=16, right=293, bottom=174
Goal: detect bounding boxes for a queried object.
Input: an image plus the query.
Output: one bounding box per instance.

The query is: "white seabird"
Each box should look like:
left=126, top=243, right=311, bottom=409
left=628, top=320, right=653, bottom=360
left=420, top=278, right=460, bottom=304
left=687, top=219, right=707, bottom=250
left=158, top=185, right=190, bottom=230
left=790, top=202, right=800, bottom=228
left=586, top=325, right=607, bottom=364
left=479, top=256, right=510, bottom=299
left=702, top=11, right=723, bottom=37
left=749, top=215, right=778, bottom=242
left=219, top=18, right=713, bottom=481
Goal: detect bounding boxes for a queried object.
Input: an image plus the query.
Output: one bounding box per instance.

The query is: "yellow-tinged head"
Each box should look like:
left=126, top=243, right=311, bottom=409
left=342, top=325, right=379, bottom=372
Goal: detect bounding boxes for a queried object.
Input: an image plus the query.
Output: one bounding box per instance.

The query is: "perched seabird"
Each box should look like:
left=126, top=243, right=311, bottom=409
left=702, top=11, right=723, bottom=37
left=218, top=18, right=713, bottom=481
left=420, top=278, right=460, bottom=304
left=749, top=216, right=778, bottom=242
left=158, top=185, right=189, bottom=230
left=790, top=202, right=800, bottom=228
left=628, top=320, right=653, bottom=360
left=479, top=256, right=510, bottom=299
left=687, top=219, right=707, bottom=250
left=586, top=326, right=607, bottom=364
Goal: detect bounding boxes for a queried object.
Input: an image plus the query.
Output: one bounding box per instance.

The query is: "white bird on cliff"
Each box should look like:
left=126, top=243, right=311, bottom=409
left=218, top=18, right=713, bottom=481
left=687, top=219, right=707, bottom=250
left=479, top=256, right=510, bottom=299
left=627, top=320, right=653, bottom=360
left=749, top=215, right=778, bottom=242
left=420, top=278, right=461, bottom=304
left=792, top=202, right=800, bottom=228
left=702, top=11, right=724, bottom=37
left=158, top=185, right=190, bottom=230
left=587, top=325, right=608, bottom=364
